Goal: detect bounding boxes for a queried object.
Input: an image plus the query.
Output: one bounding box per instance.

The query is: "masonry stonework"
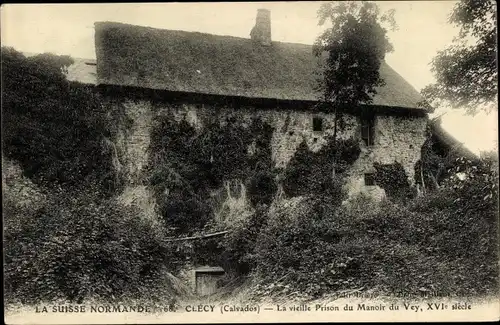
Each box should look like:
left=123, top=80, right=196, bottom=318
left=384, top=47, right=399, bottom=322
left=107, top=98, right=427, bottom=206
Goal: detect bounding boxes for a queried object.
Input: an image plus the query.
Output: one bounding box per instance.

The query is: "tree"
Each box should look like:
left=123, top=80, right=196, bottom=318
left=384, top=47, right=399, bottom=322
left=415, top=137, right=457, bottom=192
left=312, top=1, right=396, bottom=175
left=421, top=0, right=497, bottom=114
left=1, top=47, right=117, bottom=193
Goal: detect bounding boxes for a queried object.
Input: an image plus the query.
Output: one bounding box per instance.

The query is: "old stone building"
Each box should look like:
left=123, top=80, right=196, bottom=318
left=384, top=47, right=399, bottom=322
left=66, top=9, right=430, bottom=204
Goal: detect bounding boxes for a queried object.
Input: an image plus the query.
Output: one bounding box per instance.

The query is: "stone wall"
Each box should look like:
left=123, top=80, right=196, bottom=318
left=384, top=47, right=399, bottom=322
left=105, top=98, right=427, bottom=205
left=345, top=115, right=427, bottom=201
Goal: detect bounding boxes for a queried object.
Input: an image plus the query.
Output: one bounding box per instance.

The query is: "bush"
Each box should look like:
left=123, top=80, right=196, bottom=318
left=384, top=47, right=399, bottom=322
left=248, top=182, right=499, bottom=299
left=217, top=206, right=269, bottom=275
left=3, top=186, right=181, bottom=304
left=251, top=190, right=363, bottom=298
left=247, top=170, right=278, bottom=206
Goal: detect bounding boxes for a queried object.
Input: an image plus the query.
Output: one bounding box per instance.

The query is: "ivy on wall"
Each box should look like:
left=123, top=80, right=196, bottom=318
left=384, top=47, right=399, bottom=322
left=373, top=162, right=415, bottom=202
left=147, top=113, right=277, bottom=234
left=282, top=135, right=361, bottom=199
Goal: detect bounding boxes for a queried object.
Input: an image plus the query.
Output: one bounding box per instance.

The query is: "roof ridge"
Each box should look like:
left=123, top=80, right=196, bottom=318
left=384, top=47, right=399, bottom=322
left=94, top=20, right=316, bottom=48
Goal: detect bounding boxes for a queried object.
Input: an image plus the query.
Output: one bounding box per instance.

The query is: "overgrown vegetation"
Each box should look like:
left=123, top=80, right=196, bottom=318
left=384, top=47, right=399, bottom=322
left=246, top=156, right=499, bottom=299
left=3, top=181, right=182, bottom=304
left=282, top=136, right=360, bottom=198
left=3, top=44, right=498, bottom=306
left=2, top=48, right=120, bottom=195
left=414, top=137, right=456, bottom=192
left=147, top=113, right=276, bottom=234
left=373, top=162, right=415, bottom=202
left=2, top=48, right=177, bottom=305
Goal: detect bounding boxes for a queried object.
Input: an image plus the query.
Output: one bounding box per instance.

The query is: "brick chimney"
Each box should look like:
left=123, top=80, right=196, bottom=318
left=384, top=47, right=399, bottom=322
left=250, top=9, right=271, bottom=46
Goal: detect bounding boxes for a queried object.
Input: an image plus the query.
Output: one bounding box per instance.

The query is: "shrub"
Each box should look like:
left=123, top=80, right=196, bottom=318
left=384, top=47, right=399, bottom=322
left=252, top=197, right=357, bottom=298
left=248, top=180, right=498, bottom=299
left=217, top=206, right=269, bottom=275
left=379, top=193, right=498, bottom=296
left=3, top=186, right=181, bottom=304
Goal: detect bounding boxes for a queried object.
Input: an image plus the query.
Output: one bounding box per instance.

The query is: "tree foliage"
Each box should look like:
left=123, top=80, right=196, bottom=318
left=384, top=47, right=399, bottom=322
left=312, top=1, right=396, bottom=175
left=414, top=118, right=488, bottom=193
left=313, top=1, right=396, bottom=107
left=1, top=47, right=117, bottom=193
left=421, top=0, right=497, bottom=114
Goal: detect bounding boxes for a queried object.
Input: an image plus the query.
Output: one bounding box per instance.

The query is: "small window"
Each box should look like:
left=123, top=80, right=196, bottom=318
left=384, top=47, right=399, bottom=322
left=364, top=173, right=376, bottom=186
left=289, top=131, right=294, bottom=136
left=361, top=114, right=375, bottom=146
left=313, top=137, right=318, bottom=143
left=313, top=117, right=323, bottom=132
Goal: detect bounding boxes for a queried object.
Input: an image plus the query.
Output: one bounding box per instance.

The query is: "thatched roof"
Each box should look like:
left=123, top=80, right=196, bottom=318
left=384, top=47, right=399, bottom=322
left=20, top=52, right=97, bottom=85
left=65, top=58, right=97, bottom=84
left=94, top=21, right=427, bottom=110
left=429, top=116, right=477, bottom=159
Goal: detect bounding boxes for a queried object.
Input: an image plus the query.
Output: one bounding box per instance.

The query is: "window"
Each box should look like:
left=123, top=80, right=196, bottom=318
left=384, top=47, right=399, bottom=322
left=364, top=173, right=376, bottom=186
left=313, top=116, right=323, bottom=132
left=361, top=114, right=375, bottom=146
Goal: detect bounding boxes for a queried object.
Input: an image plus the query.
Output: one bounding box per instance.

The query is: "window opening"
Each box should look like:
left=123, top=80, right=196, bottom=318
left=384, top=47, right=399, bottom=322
left=361, top=114, right=375, bottom=146
left=364, top=173, right=376, bottom=186
left=313, top=116, right=323, bottom=132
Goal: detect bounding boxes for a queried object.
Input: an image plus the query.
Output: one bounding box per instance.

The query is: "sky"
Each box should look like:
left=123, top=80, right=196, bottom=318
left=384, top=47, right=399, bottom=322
left=1, top=2, right=497, bottom=154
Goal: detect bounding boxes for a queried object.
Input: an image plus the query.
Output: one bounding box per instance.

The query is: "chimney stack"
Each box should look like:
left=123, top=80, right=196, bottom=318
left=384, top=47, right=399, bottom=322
left=250, top=9, right=271, bottom=46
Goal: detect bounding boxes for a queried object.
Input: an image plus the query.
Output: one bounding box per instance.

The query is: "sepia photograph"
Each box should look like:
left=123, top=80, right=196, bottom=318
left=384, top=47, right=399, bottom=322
left=2, top=1, right=499, bottom=323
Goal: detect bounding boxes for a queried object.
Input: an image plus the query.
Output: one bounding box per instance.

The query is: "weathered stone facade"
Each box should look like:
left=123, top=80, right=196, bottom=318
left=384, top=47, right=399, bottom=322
left=106, top=97, right=427, bottom=207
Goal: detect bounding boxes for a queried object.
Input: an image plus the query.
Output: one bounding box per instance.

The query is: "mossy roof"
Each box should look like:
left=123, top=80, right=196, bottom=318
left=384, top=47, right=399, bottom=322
left=429, top=116, right=478, bottom=159
left=93, top=21, right=426, bottom=110
left=65, top=57, right=97, bottom=84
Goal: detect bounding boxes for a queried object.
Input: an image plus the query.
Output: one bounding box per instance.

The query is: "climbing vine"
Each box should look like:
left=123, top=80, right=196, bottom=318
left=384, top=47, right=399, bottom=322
left=373, top=162, right=415, bottom=202
left=282, top=135, right=361, bottom=199
left=147, top=113, right=276, bottom=234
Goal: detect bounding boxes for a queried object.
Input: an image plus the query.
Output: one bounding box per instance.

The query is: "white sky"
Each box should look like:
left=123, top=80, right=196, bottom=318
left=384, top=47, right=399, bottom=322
left=1, top=2, right=497, bottom=155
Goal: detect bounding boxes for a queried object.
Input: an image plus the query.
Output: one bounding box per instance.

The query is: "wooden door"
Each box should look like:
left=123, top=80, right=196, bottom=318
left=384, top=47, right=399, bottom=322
left=195, top=272, right=220, bottom=296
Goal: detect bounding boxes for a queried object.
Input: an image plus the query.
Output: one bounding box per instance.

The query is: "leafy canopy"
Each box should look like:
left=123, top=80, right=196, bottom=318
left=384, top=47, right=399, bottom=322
left=421, top=0, right=497, bottom=114
left=313, top=1, right=396, bottom=108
